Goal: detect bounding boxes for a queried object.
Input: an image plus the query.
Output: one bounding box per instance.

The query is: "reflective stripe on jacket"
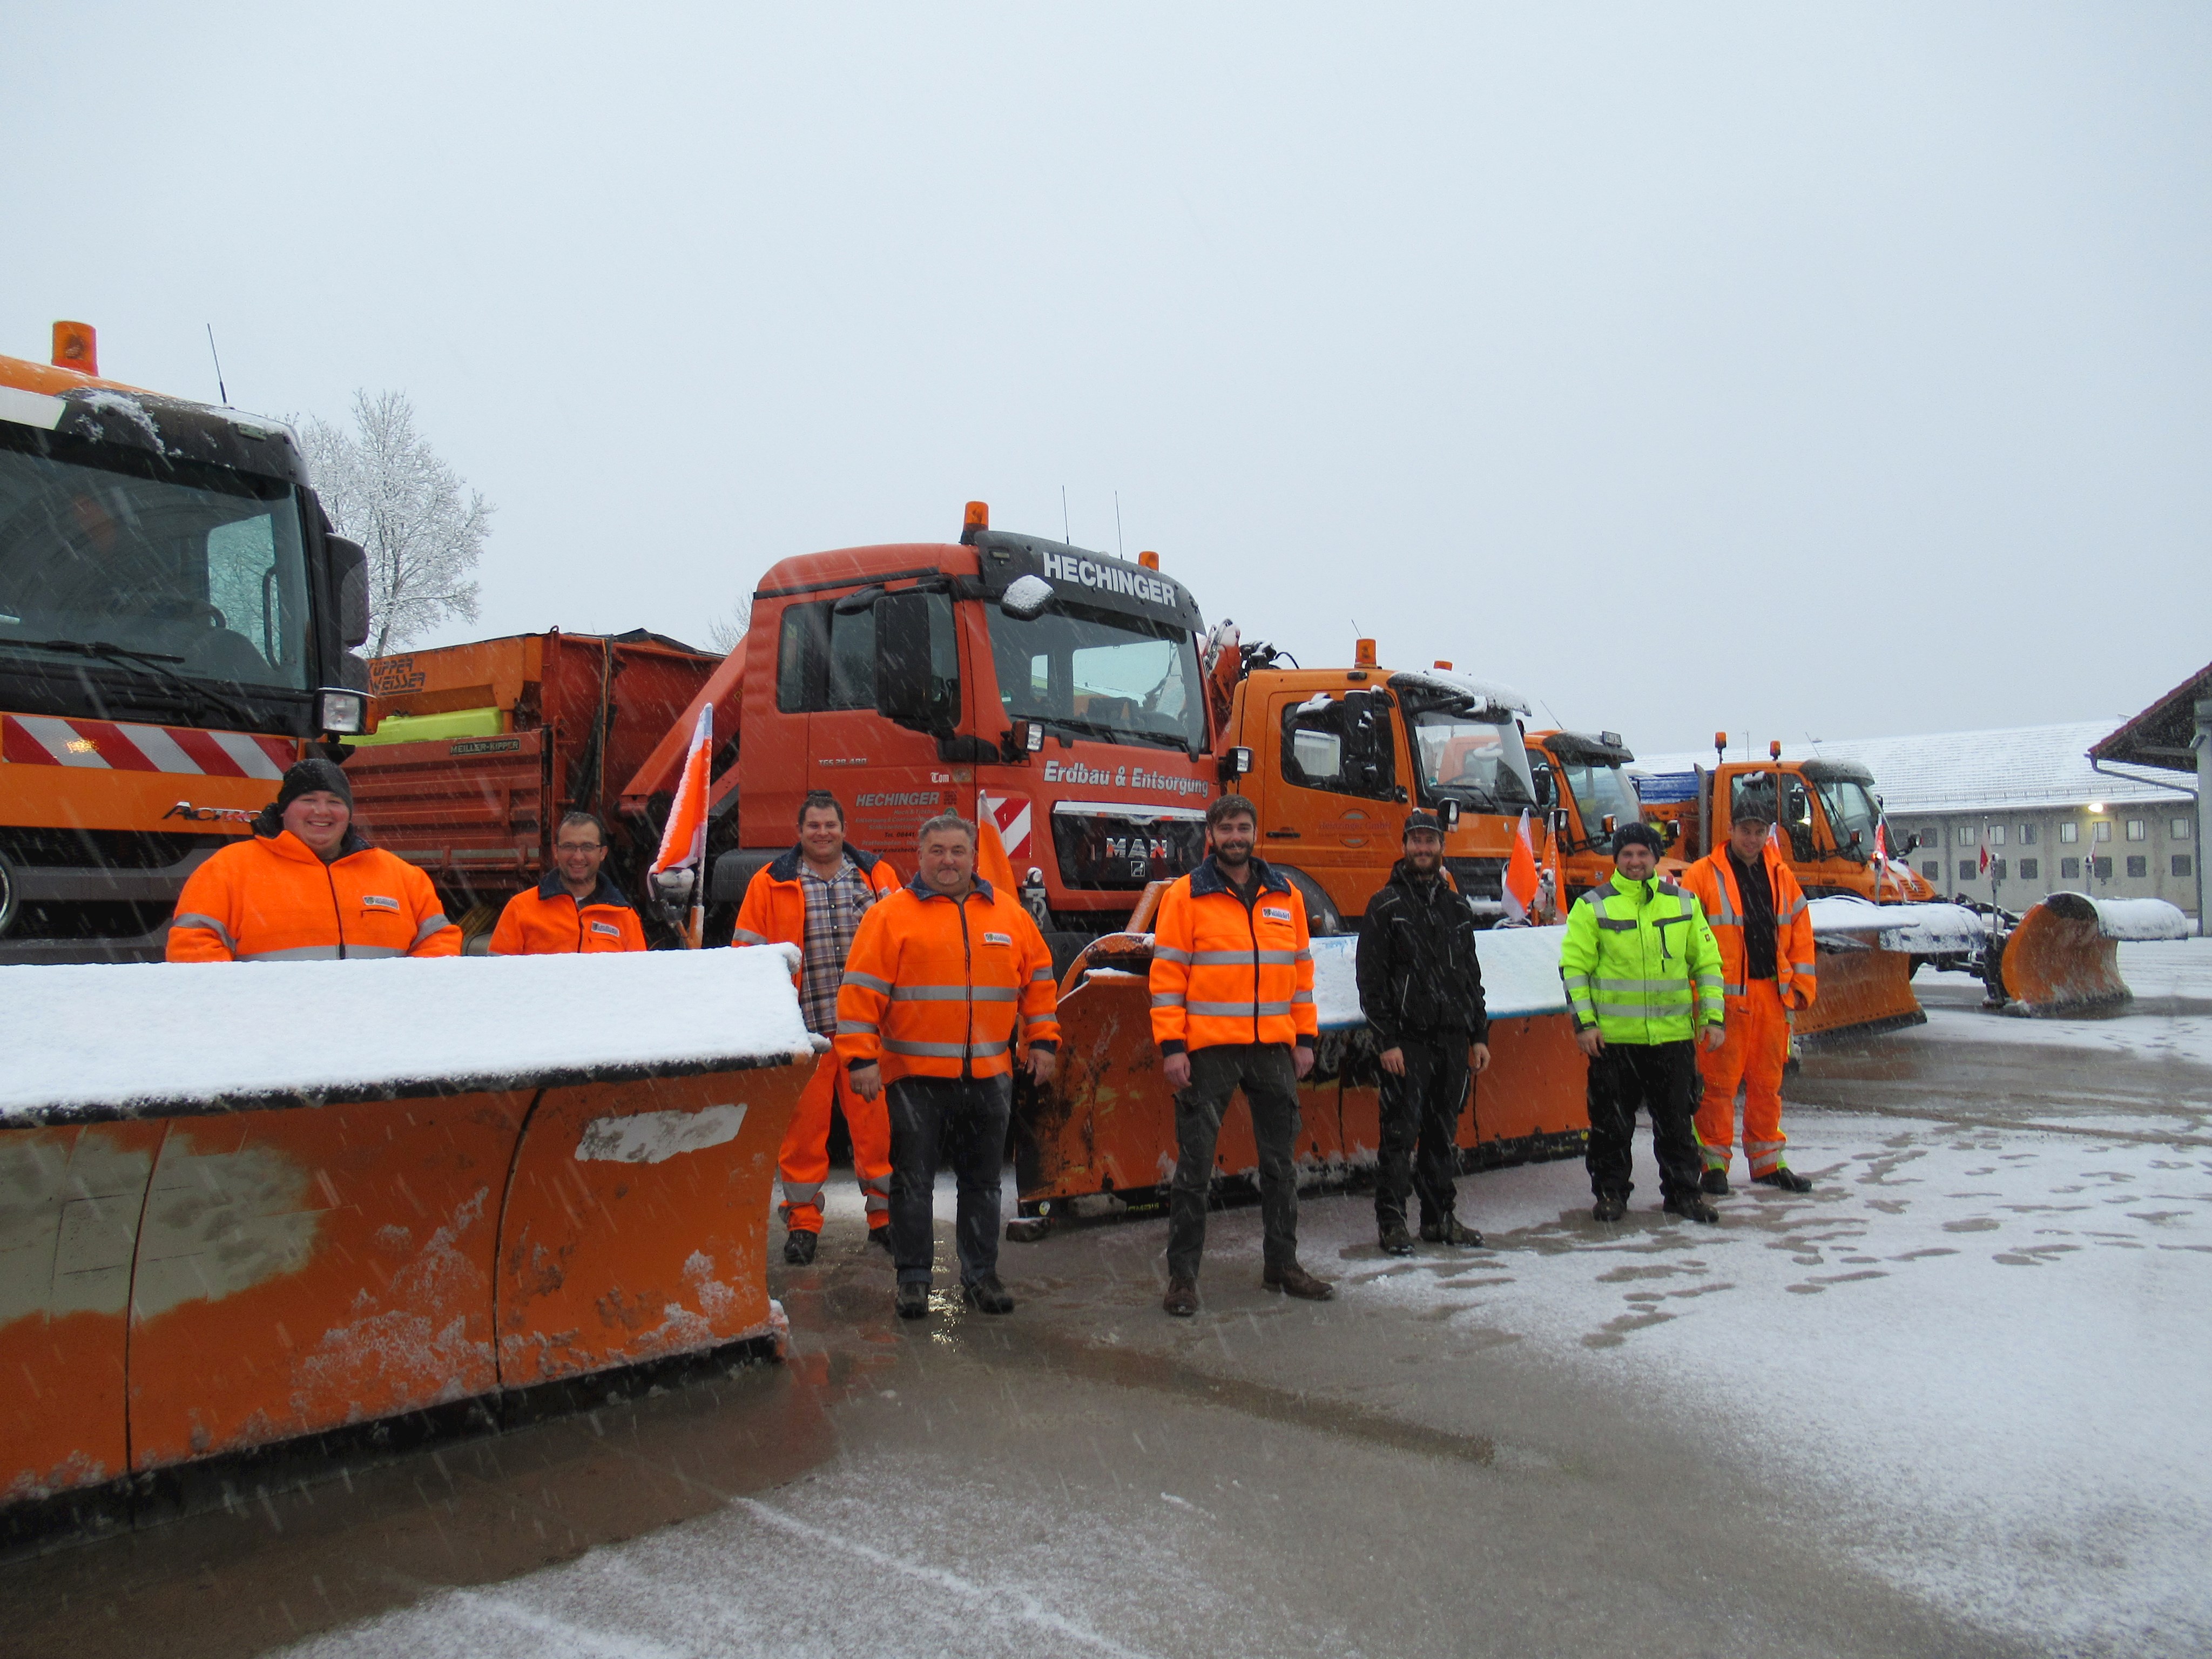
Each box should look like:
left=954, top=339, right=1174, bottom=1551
left=1149, top=855, right=1319, bottom=1056
left=1679, top=844, right=1817, bottom=1010
left=1557, top=871, right=1723, bottom=1044
left=832, top=874, right=1059, bottom=1083
left=732, top=842, right=902, bottom=979
left=166, top=830, right=460, bottom=962
left=489, top=873, right=646, bottom=955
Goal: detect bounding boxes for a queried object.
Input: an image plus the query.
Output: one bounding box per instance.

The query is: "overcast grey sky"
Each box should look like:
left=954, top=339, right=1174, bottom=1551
left=8, top=3, right=2207, bottom=754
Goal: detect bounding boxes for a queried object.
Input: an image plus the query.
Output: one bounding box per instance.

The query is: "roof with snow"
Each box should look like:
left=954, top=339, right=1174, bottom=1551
left=2091, top=661, right=2212, bottom=777
left=1631, top=722, right=2196, bottom=816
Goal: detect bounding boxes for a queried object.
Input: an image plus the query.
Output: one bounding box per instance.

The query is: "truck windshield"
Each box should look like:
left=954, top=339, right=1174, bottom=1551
left=1409, top=707, right=1536, bottom=813
left=1813, top=775, right=1880, bottom=857
left=989, top=603, right=1205, bottom=751
left=1558, top=760, right=1641, bottom=846
left=0, top=437, right=311, bottom=693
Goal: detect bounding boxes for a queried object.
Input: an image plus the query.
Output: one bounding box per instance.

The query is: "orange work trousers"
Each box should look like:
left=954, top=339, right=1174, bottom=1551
left=778, top=1053, right=892, bottom=1235
left=1695, top=977, right=1791, bottom=1178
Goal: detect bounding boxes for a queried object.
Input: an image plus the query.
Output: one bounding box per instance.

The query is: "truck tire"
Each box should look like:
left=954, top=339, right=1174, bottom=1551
left=1275, top=866, right=1345, bottom=937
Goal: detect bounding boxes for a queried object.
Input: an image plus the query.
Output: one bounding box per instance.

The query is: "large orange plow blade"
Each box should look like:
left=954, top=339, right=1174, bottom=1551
left=1997, top=891, right=2188, bottom=1016
left=1793, top=940, right=1924, bottom=1038
left=1014, top=928, right=1587, bottom=1224
left=2, top=950, right=812, bottom=1523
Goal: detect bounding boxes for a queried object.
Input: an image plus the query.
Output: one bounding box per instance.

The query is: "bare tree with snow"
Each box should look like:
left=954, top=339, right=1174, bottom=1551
left=704, top=597, right=751, bottom=656
left=302, top=390, right=490, bottom=656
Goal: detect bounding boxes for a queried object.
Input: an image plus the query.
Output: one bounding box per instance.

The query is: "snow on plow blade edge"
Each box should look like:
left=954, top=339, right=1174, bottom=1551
left=1999, top=893, right=2189, bottom=1016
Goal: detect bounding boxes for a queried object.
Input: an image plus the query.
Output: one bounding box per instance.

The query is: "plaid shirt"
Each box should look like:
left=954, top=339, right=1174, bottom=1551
left=798, top=855, right=876, bottom=1037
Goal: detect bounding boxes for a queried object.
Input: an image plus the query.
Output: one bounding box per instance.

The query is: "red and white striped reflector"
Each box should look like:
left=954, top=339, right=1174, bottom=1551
left=0, top=714, right=293, bottom=779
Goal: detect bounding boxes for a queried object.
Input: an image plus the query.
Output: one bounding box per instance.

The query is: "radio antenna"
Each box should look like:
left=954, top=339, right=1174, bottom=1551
left=1061, top=485, right=1071, bottom=545
left=1115, top=491, right=1124, bottom=560
left=205, top=325, right=230, bottom=406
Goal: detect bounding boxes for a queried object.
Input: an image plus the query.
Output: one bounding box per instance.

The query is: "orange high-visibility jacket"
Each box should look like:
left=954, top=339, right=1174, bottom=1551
left=1680, top=843, right=1817, bottom=1009
left=833, top=874, right=1058, bottom=1083
left=1149, top=856, right=1319, bottom=1055
left=167, top=830, right=461, bottom=962
left=489, top=872, right=646, bottom=955
left=732, top=842, right=902, bottom=977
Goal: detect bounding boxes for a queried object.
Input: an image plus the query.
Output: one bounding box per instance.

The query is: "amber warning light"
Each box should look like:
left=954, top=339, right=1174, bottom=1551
left=1354, top=638, right=1378, bottom=669
left=1138, top=550, right=1159, bottom=571
left=52, top=321, right=97, bottom=377
left=960, top=500, right=990, bottom=545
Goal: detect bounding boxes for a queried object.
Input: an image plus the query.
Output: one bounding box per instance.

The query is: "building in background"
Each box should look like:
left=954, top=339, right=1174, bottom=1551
left=2091, top=659, right=2212, bottom=926
left=1634, top=721, right=2199, bottom=921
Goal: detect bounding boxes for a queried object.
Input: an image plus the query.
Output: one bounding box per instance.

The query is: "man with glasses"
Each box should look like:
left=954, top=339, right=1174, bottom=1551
left=489, top=810, right=647, bottom=954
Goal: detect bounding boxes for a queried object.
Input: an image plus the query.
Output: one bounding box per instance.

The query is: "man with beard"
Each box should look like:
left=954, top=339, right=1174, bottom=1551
left=1355, top=810, right=1491, bottom=1256
left=1149, top=793, right=1332, bottom=1316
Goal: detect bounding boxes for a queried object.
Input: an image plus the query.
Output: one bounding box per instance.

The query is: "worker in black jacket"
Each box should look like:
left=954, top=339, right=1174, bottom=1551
left=1355, top=810, right=1492, bottom=1255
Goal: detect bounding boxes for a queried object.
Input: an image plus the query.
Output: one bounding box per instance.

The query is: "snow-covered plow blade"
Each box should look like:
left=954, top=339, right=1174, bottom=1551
left=1, top=949, right=812, bottom=1521
left=1798, top=899, right=1986, bottom=1038
left=1997, top=893, right=2190, bottom=1016
left=1013, top=927, right=1586, bottom=1225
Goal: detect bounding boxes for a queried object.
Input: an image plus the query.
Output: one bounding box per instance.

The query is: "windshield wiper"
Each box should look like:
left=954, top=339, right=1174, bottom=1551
left=5, top=638, right=262, bottom=731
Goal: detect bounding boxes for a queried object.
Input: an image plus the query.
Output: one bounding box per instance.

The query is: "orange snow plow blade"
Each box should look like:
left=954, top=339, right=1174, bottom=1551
left=1, top=952, right=812, bottom=1521
left=1014, top=931, right=1586, bottom=1221
left=2000, top=893, right=2130, bottom=1016
left=1792, top=941, right=1925, bottom=1040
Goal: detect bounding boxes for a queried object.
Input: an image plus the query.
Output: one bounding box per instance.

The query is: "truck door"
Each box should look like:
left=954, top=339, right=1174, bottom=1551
left=1262, top=687, right=1402, bottom=920
left=777, top=590, right=967, bottom=866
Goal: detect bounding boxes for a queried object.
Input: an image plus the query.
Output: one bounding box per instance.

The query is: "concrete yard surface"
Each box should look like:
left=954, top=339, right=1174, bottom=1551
left=3, top=942, right=2208, bottom=1658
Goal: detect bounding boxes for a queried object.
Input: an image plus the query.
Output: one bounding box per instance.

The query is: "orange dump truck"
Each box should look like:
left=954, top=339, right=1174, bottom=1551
left=342, top=630, right=723, bottom=946
left=0, top=322, right=376, bottom=963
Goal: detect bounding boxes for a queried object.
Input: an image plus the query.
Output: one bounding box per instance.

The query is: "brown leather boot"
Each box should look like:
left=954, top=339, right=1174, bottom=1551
left=1262, top=1261, right=1335, bottom=1301
left=1162, top=1275, right=1199, bottom=1317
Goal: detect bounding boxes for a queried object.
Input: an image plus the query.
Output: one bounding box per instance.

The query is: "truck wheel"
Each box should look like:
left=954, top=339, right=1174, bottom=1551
left=1276, top=867, right=1345, bottom=937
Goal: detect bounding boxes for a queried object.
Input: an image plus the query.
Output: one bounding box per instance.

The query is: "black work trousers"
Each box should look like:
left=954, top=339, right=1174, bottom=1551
left=1375, top=1033, right=1472, bottom=1230
left=1584, top=1040, right=1703, bottom=1204
left=1167, top=1043, right=1301, bottom=1282
left=887, top=1073, right=1013, bottom=1289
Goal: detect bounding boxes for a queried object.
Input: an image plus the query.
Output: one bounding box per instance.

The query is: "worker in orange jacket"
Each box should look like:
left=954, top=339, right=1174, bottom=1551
left=835, top=813, right=1058, bottom=1321
left=167, top=759, right=461, bottom=962
left=489, top=810, right=647, bottom=955
left=1149, top=793, right=1332, bottom=1316
left=1680, top=810, right=1818, bottom=1194
left=734, top=791, right=904, bottom=1263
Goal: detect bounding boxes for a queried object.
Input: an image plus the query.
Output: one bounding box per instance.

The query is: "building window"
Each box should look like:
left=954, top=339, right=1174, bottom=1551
left=2092, top=857, right=2113, bottom=879
left=2174, top=818, right=2192, bottom=841
left=2061, top=857, right=2081, bottom=879
left=2125, top=855, right=2148, bottom=879
left=2060, top=822, right=2079, bottom=844
left=2020, top=858, right=2039, bottom=880
left=1956, top=825, right=1978, bottom=845
left=1922, top=825, right=1942, bottom=848
left=2126, top=819, right=2147, bottom=842
left=1921, top=861, right=1939, bottom=880
left=2019, top=824, right=2036, bottom=846
left=1989, top=825, right=2005, bottom=847
left=2094, top=822, right=2112, bottom=842
left=2176, top=855, right=2194, bottom=879
left=1991, top=857, right=2008, bottom=880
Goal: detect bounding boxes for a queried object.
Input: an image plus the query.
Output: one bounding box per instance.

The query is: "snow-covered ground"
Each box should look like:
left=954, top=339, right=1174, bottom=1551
left=219, top=945, right=2212, bottom=1657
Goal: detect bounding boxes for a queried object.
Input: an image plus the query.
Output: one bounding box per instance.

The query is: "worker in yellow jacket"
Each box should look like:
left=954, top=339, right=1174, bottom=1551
left=1679, top=812, right=1818, bottom=1195
left=835, top=813, right=1058, bottom=1321
left=1149, top=793, right=1331, bottom=1316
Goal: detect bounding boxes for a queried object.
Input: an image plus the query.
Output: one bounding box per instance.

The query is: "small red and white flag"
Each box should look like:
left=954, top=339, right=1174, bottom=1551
left=650, top=704, right=713, bottom=947
left=1978, top=841, right=1991, bottom=878
left=1501, top=808, right=1541, bottom=925
left=1872, top=820, right=1890, bottom=899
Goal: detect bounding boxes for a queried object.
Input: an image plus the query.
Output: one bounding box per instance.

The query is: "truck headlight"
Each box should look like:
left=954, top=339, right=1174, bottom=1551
left=318, top=688, right=369, bottom=735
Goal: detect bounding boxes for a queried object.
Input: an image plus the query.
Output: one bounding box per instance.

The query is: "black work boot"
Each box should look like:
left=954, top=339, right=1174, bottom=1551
left=962, top=1275, right=1015, bottom=1315
left=1379, top=1221, right=1415, bottom=1257
left=868, top=1223, right=893, bottom=1252
left=1663, top=1194, right=1721, bottom=1224
left=1420, top=1215, right=1484, bottom=1248
left=783, top=1230, right=819, bottom=1266
left=895, top=1282, right=929, bottom=1319
left=1700, top=1167, right=1730, bottom=1197
left=1754, top=1166, right=1813, bottom=1192
left=1163, top=1274, right=1199, bottom=1317
left=1263, top=1261, right=1335, bottom=1300
left=1592, top=1195, right=1628, bottom=1223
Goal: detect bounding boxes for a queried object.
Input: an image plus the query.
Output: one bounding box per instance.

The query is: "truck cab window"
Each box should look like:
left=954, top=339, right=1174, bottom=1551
left=1280, top=691, right=1398, bottom=801
left=777, top=594, right=958, bottom=718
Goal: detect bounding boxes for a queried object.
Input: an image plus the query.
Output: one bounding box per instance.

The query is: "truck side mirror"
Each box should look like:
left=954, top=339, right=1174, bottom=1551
left=874, top=591, right=947, bottom=734
left=1000, top=575, right=1052, bottom=622
left=1602, top=814, right=1616, bottom=835
left=1662, top=819, right=1679, bottom=846
left=1438, top=799, right=1461, bottom=832
left=1220, top=745, right=1252, bottom=782
left=1848, top=829, right=1863, bottom=848
left=329, top=536, right=370, bottom=649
